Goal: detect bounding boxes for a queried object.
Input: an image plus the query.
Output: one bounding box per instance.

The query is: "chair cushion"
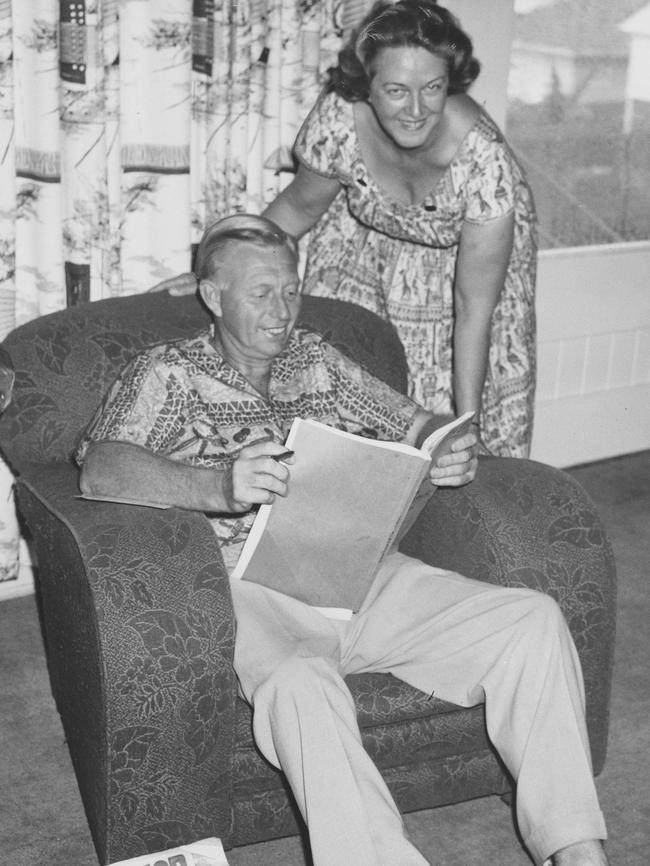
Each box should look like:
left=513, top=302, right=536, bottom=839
left=231, top=672, right=488, bottom=792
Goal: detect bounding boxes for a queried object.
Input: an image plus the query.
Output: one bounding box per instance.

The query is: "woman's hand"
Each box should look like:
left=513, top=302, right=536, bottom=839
left=148, top=272, right=197, bottom=295
left=429, top=431, right=478, bottom=487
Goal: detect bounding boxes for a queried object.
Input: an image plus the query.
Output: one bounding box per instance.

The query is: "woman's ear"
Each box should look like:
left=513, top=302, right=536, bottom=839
left=199, top=277, right=223, bottom=317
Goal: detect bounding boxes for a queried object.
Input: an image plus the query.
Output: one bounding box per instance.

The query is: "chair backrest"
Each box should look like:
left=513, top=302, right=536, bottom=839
left=0, top=293, right=408, bottom=472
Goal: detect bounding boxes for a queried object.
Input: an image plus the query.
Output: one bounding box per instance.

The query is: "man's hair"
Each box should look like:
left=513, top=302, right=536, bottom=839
left=327, top=0, right=480, bottom=102
left=195, top=214, right=299, bottom=280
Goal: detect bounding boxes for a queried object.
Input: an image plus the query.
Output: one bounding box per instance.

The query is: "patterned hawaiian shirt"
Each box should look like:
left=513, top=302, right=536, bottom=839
left=76, top=327, right=418, bottom=572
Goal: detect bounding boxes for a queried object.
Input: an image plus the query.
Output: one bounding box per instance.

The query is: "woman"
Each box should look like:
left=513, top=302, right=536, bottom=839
left=160, top=1, right=537, bottom=457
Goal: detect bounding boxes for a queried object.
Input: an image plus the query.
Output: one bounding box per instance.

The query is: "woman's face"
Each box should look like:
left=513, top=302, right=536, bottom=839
left=367, top=46, right=449, bottom=151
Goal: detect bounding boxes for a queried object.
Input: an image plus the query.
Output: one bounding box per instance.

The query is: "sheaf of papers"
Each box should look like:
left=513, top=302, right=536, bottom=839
left=108, top=836, right=229, bottom=866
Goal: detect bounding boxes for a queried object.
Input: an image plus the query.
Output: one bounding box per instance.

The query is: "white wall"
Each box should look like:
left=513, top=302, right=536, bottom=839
left=530, top=242, right=650, bottom=467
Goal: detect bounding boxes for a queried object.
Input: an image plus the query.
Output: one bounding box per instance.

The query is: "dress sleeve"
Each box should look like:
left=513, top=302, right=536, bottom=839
left=293, top=90, right=354, bottom=181
left=74, top=351, right=184, bottom=464
left=464, top=120, right=518, bottom=224
left=321, top=341, right=418, bottom=440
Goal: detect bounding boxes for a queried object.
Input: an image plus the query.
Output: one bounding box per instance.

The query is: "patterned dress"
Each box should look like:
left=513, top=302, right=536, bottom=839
left=294, top=91, right=538, bottom=458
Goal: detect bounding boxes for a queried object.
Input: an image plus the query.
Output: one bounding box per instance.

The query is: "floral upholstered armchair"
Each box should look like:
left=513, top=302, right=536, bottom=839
left=0, top=292, right=616, bottom=865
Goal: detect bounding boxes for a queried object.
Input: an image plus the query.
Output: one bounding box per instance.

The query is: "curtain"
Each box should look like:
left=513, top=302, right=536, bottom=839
left=0, top=0, right=363, bottom=585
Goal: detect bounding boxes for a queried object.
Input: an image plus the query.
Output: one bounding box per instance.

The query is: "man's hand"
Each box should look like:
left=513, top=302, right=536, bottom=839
left=148, top=272, right=197, bottom=295
left=80, top=439, right=294, bottom=515
left=429, top=431, right=478, bottom=487
left=224, top=439, right=294, bottom=511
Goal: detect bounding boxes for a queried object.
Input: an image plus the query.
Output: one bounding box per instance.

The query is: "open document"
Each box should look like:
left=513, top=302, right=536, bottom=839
left=231, top=411, right=474, bottom=616
left=109, top=835, right=229, bottom=865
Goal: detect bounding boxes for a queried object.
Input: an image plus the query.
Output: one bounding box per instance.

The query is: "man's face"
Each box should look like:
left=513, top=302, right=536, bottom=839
left=209, top=242, right=301, bottom=364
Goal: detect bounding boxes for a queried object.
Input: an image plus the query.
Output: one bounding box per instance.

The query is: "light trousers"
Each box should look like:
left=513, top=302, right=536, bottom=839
left=230, top=551, right=607, bottom=866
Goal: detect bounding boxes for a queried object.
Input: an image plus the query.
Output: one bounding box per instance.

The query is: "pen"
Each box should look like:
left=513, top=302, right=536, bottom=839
left=272, top=450, right=294, bottom=462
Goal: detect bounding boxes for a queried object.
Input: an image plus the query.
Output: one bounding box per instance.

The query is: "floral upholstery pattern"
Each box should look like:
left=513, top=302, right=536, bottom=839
left=0, top=294, right=615, bottom=864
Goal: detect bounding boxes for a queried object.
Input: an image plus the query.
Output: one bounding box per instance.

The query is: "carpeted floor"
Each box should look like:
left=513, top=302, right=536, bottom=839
left=2, top=451, right=649, bottom=865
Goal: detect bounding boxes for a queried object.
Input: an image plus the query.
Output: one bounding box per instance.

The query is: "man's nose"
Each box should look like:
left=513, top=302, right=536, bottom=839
left=270, top=292, right=291, bottom=320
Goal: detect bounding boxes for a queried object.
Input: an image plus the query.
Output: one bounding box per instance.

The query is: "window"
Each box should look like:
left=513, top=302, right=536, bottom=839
left=505, top=0, right=650, bottom=249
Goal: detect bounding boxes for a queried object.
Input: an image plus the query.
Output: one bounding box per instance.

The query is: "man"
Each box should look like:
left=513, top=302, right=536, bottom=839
left=77, top=215, right=608, bottom=866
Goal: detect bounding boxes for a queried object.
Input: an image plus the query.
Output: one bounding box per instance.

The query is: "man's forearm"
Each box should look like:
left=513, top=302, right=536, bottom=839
left=79, top=440, right=230, bottom=512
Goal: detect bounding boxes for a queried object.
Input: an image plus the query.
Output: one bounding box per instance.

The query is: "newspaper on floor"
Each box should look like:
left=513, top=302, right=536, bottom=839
left=109, top=836, right=229, bottom=866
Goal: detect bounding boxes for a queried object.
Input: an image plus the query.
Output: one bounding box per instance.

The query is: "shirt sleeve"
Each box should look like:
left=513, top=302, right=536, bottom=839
left=464, top=122, right=517, bottom=224
left=321, top=341, right=419, bottom=440
left=293, top=90, right=354, bottom=181
left=74, top=349, right=187, bottom=465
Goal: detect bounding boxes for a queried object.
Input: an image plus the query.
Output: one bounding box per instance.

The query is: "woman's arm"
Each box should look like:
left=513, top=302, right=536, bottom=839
left=452, top=212, right=514, bottom=446
left=263, top=164, right=341, bottom=239
left=148, top=272, right=197, bottom=294
left=149, top=164, right=341, bottom=295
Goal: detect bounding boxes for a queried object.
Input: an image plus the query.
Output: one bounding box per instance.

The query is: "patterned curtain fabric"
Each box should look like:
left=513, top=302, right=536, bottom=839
left=0, top=0, right=360, bottom=583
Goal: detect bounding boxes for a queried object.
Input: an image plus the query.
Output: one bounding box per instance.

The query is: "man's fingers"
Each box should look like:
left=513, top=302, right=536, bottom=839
left=430, top=455, right=478, bottom=487
left=232, top=460, right=290, bottom=506
left=436, top=446, right=475, bottom=468
left=253, top=471, right=289, bottom=498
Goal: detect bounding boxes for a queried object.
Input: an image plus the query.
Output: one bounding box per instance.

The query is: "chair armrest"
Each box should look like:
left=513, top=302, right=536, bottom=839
left=16, top=462, right=238, bottom=863
left=400, top=455, right=617, bottom=774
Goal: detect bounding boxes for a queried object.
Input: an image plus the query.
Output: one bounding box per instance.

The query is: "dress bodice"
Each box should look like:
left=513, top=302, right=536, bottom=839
left=294, top=90, right=528, bottom=249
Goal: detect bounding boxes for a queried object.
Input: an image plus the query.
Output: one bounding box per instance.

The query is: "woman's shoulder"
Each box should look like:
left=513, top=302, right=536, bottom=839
left=294, top=89, right=357, bottom=175
left=305, top=89, right=355, bottom=134
left=449, top=95, right=509, bottom=150
left=445, top=94, right=481, bottom=145
left=446, top=96, right=525, bottom=177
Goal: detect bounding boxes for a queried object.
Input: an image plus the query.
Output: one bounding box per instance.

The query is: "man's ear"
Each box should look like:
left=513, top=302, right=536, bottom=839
left=199, top=277, right=223, bottom=317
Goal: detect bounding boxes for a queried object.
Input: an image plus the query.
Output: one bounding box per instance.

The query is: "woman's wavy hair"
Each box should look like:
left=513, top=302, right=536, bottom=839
left=327, top=1, right=480, bottom=101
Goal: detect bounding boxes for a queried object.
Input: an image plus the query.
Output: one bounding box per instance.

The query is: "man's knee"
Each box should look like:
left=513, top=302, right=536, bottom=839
left=523, top=589, right=566, bottom=627
left=252, top=654, right=345, bottom=709
left=509, top=588, right=574, bottom=652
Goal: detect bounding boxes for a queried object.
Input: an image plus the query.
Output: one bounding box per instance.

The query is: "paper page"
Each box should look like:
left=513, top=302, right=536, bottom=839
left=231, top=418, right=426, bottom=582
left=313, top=605, right=355, bottom=620
left=420, top=410, right=475, bottom=458
left=233, top=418, right=430, bottom=610
left=392, top=411, right=477, bottom=548
left=109, top=836, right=229, bottom=866
left=74, top=494, right=171, bottom=509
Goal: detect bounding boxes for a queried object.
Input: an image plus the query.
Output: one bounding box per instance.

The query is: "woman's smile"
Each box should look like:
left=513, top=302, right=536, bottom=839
left=368, top=47, right=448, bottom=151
